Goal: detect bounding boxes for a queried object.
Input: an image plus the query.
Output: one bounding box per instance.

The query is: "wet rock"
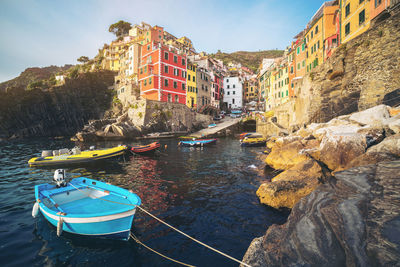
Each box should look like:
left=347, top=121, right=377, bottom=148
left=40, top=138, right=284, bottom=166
left=243, top=161, right=400, bottom=267
left=257, top=159, right=324, bottom=209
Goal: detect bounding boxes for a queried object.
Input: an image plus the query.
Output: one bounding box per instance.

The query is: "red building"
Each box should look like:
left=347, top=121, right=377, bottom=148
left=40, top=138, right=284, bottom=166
left=139, top=41, right=187, bottom=104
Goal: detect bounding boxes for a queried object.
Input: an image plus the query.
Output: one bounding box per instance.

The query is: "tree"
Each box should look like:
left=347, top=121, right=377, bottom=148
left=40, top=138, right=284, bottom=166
left=108, top=20, right=132, bottom=37
left=77, top=56, right=89, bottom=64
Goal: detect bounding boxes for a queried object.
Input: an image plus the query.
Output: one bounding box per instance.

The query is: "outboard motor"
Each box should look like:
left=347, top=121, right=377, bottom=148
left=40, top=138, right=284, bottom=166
left=53, top=169, right=67, bottom=188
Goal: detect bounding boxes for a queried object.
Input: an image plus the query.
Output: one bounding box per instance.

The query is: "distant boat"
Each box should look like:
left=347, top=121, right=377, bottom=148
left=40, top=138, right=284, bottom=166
left=178, top=136, right=198, bottom=140
left=33, top=171, right=141, bottom=241
left=131, top=142, right=160, bottom=155
left=240, top=136, right=267, bottom=147
left=28, top=146, right=128, bottom=167
left=179, top=139, right=217, bottom=147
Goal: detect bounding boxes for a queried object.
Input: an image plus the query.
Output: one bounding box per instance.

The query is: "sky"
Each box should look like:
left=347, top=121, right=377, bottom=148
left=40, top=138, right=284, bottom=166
left=0, top=0, right=326, bottom=82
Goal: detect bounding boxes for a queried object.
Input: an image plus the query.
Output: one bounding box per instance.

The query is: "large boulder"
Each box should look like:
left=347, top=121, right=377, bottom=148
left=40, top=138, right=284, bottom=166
left=257, top=159, right=324, bottom=209
left=265, top=140, right=310, bottom=170
left=243, top=160, right=400, bottom=267
left=349, top=104, right=390, bottom=126
left=317, top=125, right=367, bottom=171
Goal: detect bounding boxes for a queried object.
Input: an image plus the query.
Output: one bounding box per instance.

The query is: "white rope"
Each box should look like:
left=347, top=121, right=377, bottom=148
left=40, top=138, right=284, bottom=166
left=68, top=183, right=252, bottom=267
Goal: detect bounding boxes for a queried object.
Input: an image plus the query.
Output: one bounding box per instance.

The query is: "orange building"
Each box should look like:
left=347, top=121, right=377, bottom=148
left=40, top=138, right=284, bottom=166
left=323, top=4, right=340, bottom=59
left=370, top=0, right=391, bottom=20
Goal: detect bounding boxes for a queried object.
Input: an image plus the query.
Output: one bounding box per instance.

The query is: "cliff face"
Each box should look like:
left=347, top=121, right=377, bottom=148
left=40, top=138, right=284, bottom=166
left=0, top=70, right=115, bottom=139
left=261, top=8, right=400, bottom=133
left=242, top=160, right=400, bottom=266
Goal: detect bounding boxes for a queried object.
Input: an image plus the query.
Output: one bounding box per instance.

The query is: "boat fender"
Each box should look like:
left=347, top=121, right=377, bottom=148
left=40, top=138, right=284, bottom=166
left=32, top=202, right=39, bottom=218
left=57, top=217, right=63, bottom=237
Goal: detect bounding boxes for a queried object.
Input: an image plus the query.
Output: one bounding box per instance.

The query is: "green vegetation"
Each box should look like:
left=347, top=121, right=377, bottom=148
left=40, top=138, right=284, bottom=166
left=77, top=56, right=89, bottom=63
left=210, top=50, right=284, bottom=73
left=108, top=20, right=132, bottom=37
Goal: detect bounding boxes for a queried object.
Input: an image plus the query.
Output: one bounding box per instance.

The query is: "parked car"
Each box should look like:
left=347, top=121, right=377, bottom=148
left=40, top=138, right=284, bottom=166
left=213, top=115, right=222, bottom=121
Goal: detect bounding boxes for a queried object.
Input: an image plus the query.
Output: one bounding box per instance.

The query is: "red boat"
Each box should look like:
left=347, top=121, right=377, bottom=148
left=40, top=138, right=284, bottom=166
left=131, top=142, right=161, bottom=155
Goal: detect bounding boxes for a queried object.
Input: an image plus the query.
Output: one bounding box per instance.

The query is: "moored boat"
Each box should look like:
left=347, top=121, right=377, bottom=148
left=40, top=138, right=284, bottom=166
left=239, top=132, right=257, bottom=140
left=28, top=145, right=127, bottom=167
left=131, top=142, right=160, bottom=155
left=240, top=135, right=267, bottom=147
left=33, top=170, right=141, bottom=240
left=178, top=139, right=217, bottom=147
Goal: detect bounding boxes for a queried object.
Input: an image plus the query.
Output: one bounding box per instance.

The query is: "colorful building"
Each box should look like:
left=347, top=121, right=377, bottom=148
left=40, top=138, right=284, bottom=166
left=305, top=12, right=324, bottom=73
left=370, top=0, right=392, bottom=20
left=138, top=42, right=187, bottom=104
left=340, top=0, right=371, bottom=44
left=186, top=61, right=197, bottom=108
left=196, top=67, right=211, bottom=110
left=223, top=77, right=243, bottom=110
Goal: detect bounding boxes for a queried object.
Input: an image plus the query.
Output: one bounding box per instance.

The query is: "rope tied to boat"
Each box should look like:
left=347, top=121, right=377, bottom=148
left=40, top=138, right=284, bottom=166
left=67, top=182, right=252, bottom=267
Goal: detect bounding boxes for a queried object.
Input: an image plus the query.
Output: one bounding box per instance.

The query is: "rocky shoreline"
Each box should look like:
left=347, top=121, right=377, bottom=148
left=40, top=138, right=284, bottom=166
left=242, top=104, right=400, bottom=266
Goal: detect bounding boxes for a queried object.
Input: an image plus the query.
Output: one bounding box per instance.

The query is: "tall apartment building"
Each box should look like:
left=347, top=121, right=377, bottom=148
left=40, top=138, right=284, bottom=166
left=186, top=61, right=197, bottom=108
left=223, top=77, right=243, bottom=110
left=340, top=0, right=370, bottom=44
left=138, top=42, right=187, bottom=104
left=196, top=67, right=211, bottom=110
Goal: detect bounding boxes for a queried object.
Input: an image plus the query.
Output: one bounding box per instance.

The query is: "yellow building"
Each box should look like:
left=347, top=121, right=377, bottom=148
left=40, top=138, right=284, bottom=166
left=176, top=37, right=193, bottom=49
left=186, top=61, right=197, bottom=108
left=340, top=0, right=370, bottom=44
left=305, top=16, right=324, bottom=73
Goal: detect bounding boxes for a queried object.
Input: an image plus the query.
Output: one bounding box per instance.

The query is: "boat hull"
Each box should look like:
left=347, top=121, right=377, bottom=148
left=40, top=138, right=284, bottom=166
left=131, top=142, right=160, bottom=155
left=240, top=141, right=266, bottom=147
left=35, top=177, right=141, bottom=241
left=28, top=146, right=127, bottom=167
left=39, top=206, right=136, bottom=240
left=179, top=139, right=217, bottom=147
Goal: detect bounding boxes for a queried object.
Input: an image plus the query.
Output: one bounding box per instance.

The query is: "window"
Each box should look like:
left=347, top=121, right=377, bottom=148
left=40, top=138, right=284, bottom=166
left=315, top=25, right=319, bottom=34
left=176, top=69, right=180, bottom=76
left=226, top=79, right=229, bottom=83
left=175, top=95, right=179, bottom=103
left=233, top=91, right=235, bottom=95
left=227, top=85, right=230, bottom=89
left=302, top=60, right=305, bottom=67
left=140, top=68, right=143, bottom=74
left=144, top=66, right=147, bottom=73
left=227, top=91, right=230, bottom=95
left=164, top=65, right=168, bottom=73
left=182, top=83, right=185, bottom=90
left=232, top=98, right=235, bottom=104
left=168, top=94, right=171, bottom=102
left=297, top=47, right=300, bottom=54
left=173, top=55, right=178, bottom=63
left=182, top=59, right=185, bottom=66
left=359, top=9, right=365, bottom=25
left=164, top=52, right=169, bottom=60
left=317, top=41, right=320, bottom=50
left=291, top=66, right=293, bottom=73
left=233, top=84, right=235, bottom=88
left=144, top=80, right=147, bottom=86
left=188, top=74, right=191, bottom=80
left=164, top=79, right=169, bottom=87
left=149, top=77, right=152, bottom=84
left=311, top=30, right=314, bottom=38
left=182, top=71, right=186, bottom=78
left=173, top=81, right=177, bottom=89
left=360, top=0, right=364, bottom=3
left=147, top=45, right=150, bottom=50
left=297, top=63, right=300, bottom=70
left=345, top=4, right=350, bottom=17
left=345, top=22, right=350, bottom=36
left=375, top=0, right=382, bottom=7
left=311, top=46, right=314, bottom=54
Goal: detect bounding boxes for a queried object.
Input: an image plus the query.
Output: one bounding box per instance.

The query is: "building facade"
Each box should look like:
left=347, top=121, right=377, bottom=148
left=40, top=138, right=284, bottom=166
left=340, top=0, right=371, bottom=44
left=186, top=61, right=197, bottom=108
left=223, top=77, right=243, bottom=110
left=138, top=42, right=187, bottom=104
left=196, top=67, right=212, bottom=111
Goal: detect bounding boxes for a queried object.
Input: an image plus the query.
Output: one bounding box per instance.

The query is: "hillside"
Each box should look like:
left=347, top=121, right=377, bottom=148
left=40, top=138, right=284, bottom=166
left=210, top=50, right=284, bottom=73
left=0, top=65, right=73, bottom=92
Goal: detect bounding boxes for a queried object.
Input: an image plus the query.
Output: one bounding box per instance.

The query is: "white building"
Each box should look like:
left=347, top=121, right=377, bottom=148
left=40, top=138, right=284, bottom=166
left=223, top=77, right=243, bottom=110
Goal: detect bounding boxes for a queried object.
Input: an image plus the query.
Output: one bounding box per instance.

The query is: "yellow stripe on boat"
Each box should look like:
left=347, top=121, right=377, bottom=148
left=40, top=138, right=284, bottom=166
left=241, top=137, right=267, bottom=144
left=28, top=146, right=127, bottom=167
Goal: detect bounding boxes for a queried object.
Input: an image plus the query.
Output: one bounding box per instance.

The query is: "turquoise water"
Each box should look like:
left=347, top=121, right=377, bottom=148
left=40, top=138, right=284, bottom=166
left=0, top=137, right=288, bottom=266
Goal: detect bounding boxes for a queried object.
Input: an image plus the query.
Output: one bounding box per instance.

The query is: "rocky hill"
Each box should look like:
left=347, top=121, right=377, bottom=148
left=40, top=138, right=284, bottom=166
left=210, top=50, right=284, bottom=73
left=0, top=70, right=115, bottom=139
left=0, top=65, right=73, bottom=93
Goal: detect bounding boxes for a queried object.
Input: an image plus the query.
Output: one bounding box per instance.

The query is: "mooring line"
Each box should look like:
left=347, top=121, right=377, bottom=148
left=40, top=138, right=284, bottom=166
left=67, top=182, right=252, bottom=267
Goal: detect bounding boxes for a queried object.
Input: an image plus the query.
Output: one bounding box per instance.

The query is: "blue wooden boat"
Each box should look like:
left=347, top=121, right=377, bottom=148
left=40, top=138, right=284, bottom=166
left=179, top=138, right=217, bottom=147
left=33, top=171, right=141, bottom=241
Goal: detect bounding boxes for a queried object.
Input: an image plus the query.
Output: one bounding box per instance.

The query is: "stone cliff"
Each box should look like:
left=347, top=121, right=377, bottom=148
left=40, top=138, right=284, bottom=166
left=0, top=70, right=115, bottom=139
left=242, top=160, right=400, bottom=266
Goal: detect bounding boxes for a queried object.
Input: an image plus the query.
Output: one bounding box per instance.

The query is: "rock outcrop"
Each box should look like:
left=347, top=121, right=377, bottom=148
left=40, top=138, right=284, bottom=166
left=73, top=99, right=213, bottom=141
left=258, top=104, right=400, bottom=210
left=243, top=160, right=400, bottom=266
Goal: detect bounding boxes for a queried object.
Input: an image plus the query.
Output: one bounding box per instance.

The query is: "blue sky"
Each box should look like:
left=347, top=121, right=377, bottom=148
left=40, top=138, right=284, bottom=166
left=0, top=0, right=326, bottom=82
